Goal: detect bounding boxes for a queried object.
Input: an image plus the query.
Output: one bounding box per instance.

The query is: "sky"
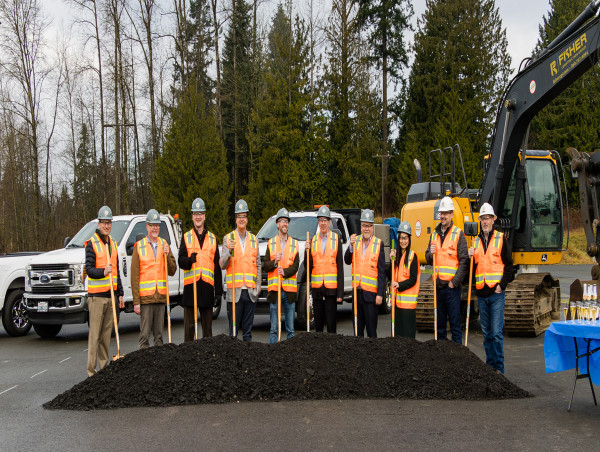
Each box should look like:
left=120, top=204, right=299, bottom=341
left=45, top=0, right=554, bottom=76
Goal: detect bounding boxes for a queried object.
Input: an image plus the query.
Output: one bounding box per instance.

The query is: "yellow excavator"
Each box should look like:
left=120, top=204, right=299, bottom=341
left=402, top=0, right=600, bottom=335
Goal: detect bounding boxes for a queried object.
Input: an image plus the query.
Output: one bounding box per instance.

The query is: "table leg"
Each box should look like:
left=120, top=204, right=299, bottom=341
left=568, top=338, right=598, bottom=412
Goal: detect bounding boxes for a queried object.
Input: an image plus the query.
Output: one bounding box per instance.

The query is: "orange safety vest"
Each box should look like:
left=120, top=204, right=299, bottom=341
left=395, top=250, right=421, bottom=309
left=183, top=229, right=217, bottom=286
left=432, top=225, right=461, bottom=281
left=225, top=230, right=258, bottom=289
left=311, top=231, right=339, bottom=289
left=352, top=235, right=382, bottom=293
left=473, top=230, right=504, bottom=290
left=136, top=237, right=167, bottom=296
left=267, top=235, right=298, bottom=292
left=87, top=233, right=118, bottom=293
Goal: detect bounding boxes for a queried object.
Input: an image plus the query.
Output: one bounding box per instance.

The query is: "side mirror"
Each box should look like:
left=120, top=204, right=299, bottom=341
left=63, top=237, right=71, bottom=248
left=464, top=222, right=479, bottom=237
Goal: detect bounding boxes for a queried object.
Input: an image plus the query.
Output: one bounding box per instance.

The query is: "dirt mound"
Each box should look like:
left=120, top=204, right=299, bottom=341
left=45, top=334, right=530, bottom=410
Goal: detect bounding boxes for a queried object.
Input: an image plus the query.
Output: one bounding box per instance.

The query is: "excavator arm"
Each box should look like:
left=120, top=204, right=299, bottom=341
left=480, top=0, right=600, bottom=216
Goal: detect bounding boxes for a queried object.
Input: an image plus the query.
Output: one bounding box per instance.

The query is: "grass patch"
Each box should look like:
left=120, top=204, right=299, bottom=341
left=561, top=228, right=595, bottom=265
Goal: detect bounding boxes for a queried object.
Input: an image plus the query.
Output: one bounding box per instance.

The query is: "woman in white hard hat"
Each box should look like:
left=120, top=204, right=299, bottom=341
left=391, top=221, right=421, bottom=338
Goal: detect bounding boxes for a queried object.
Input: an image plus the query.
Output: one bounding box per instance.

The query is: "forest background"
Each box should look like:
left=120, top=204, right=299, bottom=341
left=0, top=0, right=595, bottom=252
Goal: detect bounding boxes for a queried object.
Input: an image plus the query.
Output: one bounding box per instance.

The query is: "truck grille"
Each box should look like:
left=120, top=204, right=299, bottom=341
left=29, top=267, right=73, bottom=294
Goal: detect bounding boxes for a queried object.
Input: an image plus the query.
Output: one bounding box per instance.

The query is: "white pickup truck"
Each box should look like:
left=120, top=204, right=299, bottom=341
left=0, top=252, right=42, bottom=336
left=255, top=208, right=392, bottom=325
left=23, top=213, right=222, bottom=338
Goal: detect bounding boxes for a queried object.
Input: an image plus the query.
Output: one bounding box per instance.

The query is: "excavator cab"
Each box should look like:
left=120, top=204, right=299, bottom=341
left=500, top=150, right=566, bottom=265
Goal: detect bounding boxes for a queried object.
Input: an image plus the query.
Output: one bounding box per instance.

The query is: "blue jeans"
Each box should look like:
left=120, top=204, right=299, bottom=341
left=269, top=291, right=295, bottom=343
left=478, top=291, right=505, bottom=373
left=437, top=285, right=462, bottom=344
left=227, top=289, right=255, bottom=342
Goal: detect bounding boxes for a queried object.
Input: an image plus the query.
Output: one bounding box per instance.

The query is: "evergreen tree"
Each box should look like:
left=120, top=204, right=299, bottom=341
left=247, top=4, right=314, bottom=225
left=393, top=0, right=511, bottom=208
left=152, top=85, right=231, bottom=237
left=322, top=0, right=382, bottom=210
left=221, top=0, right=255, bottom=202
left=355, top=0, right=412, bottom=215
left=530, top=0, right=600, bottom=207
left=73, top=123, right=97, bottom=221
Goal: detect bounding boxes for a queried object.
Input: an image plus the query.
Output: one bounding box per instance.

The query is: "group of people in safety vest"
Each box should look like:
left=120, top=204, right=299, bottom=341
left=85, top=195, right=512, bottom=377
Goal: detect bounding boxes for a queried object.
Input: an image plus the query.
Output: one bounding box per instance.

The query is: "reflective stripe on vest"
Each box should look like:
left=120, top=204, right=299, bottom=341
left=432, top=225, right=461, bottom=281
left=311, top=231, right=338, bottom=289
left=137, top=237, right=167, bottom=296
left=225, top=231, right=258, bottom=289
left=87, top=233, right=118, bottom=293
left=474, top=230, right=505, bottom=289
left=352, top=235, right=381, bottom=293
left=395, top=250, right=421, bottom=309
left=183, top=230, right=217, bottom=286
left=267, top=236, right=298, bottom=292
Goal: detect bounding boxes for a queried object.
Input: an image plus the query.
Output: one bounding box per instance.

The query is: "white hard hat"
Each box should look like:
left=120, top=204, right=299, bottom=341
left=439, top=196, right=454, bottom=212
left=479, top=203, right=496, bottom=218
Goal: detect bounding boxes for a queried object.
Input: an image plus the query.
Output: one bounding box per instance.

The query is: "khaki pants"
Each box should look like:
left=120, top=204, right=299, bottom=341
left=139, top=303, right=165, bottom=348
left=87, top=296, right=114, bottom=377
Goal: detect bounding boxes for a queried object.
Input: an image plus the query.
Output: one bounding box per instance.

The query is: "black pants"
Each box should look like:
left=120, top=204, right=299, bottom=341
left=394, top=305, right=416, bottom=339
left=313, top=292, right=337, bottom=333
left=183, top=306, right=213, bottom=342
left=355, top=289, right=378, bottom=338
left=227, top=289, right=255, bottom=341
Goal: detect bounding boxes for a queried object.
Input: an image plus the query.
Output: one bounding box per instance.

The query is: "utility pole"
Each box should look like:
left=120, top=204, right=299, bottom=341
left=374, top=152, right=389, bottom=218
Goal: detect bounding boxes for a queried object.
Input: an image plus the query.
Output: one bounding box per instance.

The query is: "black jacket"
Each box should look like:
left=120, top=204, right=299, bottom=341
left=306, top=232, right=344, bottom=300
left=472, top=230, right=514, bottom=298
left=425, top=222, right=469, bottom=289
left=263, top=236, right=300, bottom=304
left=85, top=230, right=124, bottom=298
left=344, top=238, right=386, bottom=301
left=178, top=227, right=223, bottom=309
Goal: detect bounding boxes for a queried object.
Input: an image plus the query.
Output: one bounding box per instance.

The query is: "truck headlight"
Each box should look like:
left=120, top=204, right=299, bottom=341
left=71, top=264, right=85, bottom=291
left=25, top=265, right=32, bottom=292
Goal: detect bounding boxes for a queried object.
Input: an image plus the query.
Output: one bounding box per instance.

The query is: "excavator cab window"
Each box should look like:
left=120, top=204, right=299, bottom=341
left=527, top=159, right=562, bottom=248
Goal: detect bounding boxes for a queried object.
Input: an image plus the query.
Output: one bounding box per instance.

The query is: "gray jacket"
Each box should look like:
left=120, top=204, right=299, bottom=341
left=219, top=231, right=262, bottom=303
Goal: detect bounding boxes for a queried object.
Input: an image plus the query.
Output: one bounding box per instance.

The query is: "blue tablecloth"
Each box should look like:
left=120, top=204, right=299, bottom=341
left=544, top=321, right=600, bottom=386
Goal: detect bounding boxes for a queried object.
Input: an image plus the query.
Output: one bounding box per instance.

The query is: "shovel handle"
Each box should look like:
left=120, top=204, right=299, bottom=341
left=306, top=232, right=310, bottom=333
left=465, top=255, right=474, bottom=347
left=109, top=277, right=121, bottom=358
left=165, top=253, right=171, bottom=344
left=352, top=251, right=357, bottom=337
left=433, top=253, right=437, bottom=341
left=391, top=258, right=395, bottom=338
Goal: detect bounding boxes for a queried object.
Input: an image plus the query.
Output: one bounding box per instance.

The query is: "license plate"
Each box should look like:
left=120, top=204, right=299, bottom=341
left=38, top=301, right=48, bottom=312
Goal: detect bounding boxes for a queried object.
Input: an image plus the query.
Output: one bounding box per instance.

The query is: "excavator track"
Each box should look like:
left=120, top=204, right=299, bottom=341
left=416, top=273, right=560, bottom=336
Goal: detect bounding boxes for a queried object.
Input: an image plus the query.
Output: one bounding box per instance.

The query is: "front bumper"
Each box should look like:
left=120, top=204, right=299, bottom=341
left=24, top=292, right=89, bottom=324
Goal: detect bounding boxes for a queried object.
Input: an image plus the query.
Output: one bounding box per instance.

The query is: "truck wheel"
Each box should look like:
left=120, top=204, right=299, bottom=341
left=32, top=323, right=62, bottom=338
left=212, top=295, right=222, bottom=320
left=2, top=289, right=31, bottom=336
left=296, top=283, right=314, bottom=329
left=378, top=283, right=392, bottom=315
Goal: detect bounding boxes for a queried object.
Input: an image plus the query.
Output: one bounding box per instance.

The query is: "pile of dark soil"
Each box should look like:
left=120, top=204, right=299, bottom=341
left=45, top=334, right=530, bottom=410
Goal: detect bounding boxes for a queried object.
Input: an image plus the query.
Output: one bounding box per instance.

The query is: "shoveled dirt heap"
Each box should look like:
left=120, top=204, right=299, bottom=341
left=45, top=334, right=529, bottom=410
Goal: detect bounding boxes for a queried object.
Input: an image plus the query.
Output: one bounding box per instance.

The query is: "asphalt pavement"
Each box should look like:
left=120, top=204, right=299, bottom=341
left=1, top=264, right=599, bottom=451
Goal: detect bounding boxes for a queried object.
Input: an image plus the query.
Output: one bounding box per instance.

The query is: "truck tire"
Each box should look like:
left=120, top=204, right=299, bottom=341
left=296, top=283, right=314, bottom=329
left=212, top=295, right=222, bottom=320
left=32, top=323, right=62, bottom=338
left=378, top=282, right=393, bottom=315
left=2, top=289, right=31, bottom=337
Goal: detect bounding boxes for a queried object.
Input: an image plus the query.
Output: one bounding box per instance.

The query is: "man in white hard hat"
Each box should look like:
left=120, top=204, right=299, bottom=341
left=425, top=196, right=469, bottom=343
left=131, top=209, right=177, bottom=348
left=468, top=203, right=513, bottom=374
left=344, top=209, right=386, bottom=337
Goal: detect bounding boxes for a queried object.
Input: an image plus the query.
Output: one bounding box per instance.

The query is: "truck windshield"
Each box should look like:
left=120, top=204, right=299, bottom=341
left=257, top=216, right=318, bottom=241
left=65, top=220, right=131, bottom=248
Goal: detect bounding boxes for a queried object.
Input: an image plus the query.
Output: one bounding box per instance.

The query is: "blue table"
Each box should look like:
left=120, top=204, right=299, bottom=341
left=545, top=321, right=600, bottom=411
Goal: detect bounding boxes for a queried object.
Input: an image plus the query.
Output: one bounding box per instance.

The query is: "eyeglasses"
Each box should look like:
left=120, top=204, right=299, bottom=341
left=317, top=218, right=329, bottom=223
left=236, top=214, right=248, bottom=219
left=98, top=220, right=112, bottom=225
left=192, top=212, right=204, bottom=217
left=278, top=219, right=289, bottom=224
left=148, top=224, right=160, bottom=229
left=361, top=224, right=373, bottom=229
